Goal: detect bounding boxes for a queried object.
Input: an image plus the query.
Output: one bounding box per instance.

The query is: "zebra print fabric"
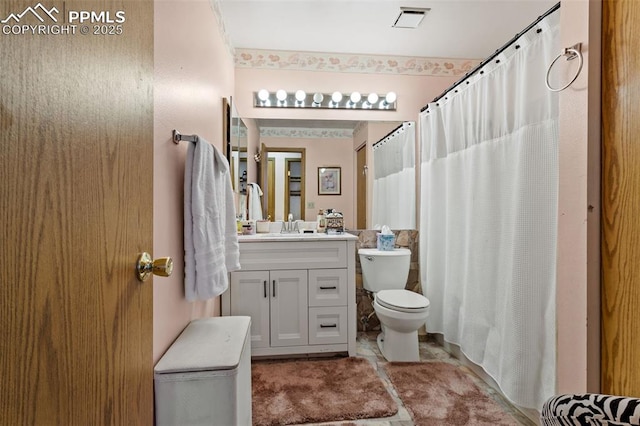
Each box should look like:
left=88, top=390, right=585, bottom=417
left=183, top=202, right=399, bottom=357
left=541, top=393, right=640, bottom=425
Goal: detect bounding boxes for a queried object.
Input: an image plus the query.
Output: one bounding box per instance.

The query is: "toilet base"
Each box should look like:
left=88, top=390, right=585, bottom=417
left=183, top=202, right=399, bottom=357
left=376, top=329, right=419, bottom=362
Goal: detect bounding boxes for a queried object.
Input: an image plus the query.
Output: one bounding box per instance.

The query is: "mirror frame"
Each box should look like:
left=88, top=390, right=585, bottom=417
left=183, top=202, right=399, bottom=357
left=222, top=97, right=232, bottom=159
left=226, top=98, right=248, bottom=195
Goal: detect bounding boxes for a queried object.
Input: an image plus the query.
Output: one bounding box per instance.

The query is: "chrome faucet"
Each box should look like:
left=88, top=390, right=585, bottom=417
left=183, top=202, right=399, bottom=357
left=281, top=214, right=299, bottom=234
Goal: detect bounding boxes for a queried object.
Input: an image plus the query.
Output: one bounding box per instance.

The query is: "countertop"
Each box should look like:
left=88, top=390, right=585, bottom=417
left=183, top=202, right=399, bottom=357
left=238, top=232, right=358, bottom=243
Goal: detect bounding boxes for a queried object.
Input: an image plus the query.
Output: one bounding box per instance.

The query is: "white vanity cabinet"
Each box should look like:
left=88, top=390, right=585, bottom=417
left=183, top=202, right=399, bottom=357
left=222, top=236, right=357, bottom=357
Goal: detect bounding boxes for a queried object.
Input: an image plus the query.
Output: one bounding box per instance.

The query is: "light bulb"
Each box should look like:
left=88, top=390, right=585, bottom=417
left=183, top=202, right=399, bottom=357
left=350, top=92, right=361, bottom=103
left=385, top=91, right=397, bottom=104
left=258, top=89, right=269, bottom=101
left=367, top=93, right=379, bottom=104
left=313, top=93, right=324, bottom=104
left=276, top=89, right=287, bottom=101
left=331, top=91, right=343, bottom=103
left=295, top=90, right=306, bottom=102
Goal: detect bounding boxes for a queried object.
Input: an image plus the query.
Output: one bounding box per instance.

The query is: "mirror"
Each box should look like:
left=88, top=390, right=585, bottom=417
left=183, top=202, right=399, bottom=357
left=227, top=98, right=248, bottom=194
left=371, top=121, right=416, bottom=229
left=253, top=119, right=414, bottom=230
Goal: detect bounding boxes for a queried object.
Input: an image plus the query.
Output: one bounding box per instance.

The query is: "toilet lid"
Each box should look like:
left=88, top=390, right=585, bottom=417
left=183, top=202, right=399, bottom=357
left=376, top=289, right=430, bottom=313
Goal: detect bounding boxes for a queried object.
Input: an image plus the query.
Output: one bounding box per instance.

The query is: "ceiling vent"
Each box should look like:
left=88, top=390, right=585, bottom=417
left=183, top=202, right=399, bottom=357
left=392, top=7, right=430, bottom=29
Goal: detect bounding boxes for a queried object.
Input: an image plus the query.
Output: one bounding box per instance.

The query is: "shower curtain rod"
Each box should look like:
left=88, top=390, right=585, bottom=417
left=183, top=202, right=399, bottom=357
left=420, top=1, right=560, bottom=112
left=372, top=121, right=413, bottom=148
left=373, top=123, right=404, bottom=148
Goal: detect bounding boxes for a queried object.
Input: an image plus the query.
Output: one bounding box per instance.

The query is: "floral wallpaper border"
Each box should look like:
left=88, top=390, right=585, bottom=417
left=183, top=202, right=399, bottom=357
left=259, top=127, right=354, bottom=139
left=353, top=121, right=367, bottom=137
left=209, top=0, right=235, bottom=57
left=230, top=126, right=247, bottom=138
left=236, top=48, right=481, bottom=76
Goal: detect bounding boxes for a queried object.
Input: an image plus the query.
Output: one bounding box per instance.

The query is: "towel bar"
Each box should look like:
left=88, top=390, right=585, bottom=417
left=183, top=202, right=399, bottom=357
left=173, top=129, right=198, bottom=144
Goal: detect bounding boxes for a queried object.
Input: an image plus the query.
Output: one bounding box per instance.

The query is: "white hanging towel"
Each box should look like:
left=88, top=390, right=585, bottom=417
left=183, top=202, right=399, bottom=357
left=184, top=137, right=241, bottom=301
left=247, top=183, right=263, bottom=221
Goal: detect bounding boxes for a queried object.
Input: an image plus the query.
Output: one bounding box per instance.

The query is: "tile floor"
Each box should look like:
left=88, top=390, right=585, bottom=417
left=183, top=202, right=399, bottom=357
left=290, top=331, right=537, bottom=426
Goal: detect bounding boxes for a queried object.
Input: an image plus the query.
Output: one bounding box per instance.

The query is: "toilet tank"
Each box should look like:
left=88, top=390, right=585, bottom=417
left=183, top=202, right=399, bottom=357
left=358, top=248, right=410, bottom=292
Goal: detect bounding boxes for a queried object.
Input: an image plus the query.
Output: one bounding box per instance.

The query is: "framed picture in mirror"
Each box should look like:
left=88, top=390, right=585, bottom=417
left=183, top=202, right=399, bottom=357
left=318, top=167, right=341, bottom=195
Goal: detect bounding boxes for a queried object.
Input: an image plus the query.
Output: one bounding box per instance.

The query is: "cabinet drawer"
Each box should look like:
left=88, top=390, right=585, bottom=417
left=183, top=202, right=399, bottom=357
left=309, top=307, right=348, bottom=345
left=308, top=269, right=347, bottom=307
left=239, top=241, right=347, bottom=270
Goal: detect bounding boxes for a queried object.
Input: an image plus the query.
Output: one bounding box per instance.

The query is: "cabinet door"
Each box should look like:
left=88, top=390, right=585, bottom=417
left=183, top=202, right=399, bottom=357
left=270, top=270, right=308, bottom=347
left=230, top=271, right=270, bottom=349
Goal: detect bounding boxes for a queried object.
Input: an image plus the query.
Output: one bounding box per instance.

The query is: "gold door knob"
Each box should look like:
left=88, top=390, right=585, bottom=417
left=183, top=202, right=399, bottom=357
left=136, top=252, right=174, bottom=282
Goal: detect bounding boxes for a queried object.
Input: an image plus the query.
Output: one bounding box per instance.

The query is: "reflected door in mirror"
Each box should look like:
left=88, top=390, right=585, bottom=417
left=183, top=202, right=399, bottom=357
left=285, top=159, right=302, bottom=220
left=262, top=147, right=305, bottom=222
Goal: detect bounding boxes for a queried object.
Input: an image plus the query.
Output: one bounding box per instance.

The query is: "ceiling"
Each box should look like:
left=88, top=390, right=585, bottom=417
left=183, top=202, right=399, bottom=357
left=219, top=0, right=558, bottom=59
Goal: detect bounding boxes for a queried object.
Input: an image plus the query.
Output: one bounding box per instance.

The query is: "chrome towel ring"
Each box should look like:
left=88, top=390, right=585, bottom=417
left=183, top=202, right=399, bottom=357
left=546, top=43, right=583, bottom=92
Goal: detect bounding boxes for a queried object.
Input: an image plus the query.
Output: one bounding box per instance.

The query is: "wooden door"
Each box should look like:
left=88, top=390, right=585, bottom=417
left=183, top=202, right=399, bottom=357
left=601, top=0, right=640, bottom=397
left=0, top=1, right=154, bottom=424
left=270, top=270, right=309, bottom=347
left=230, top=271, right=271, bottom=349
left=356, top=144, right=367, bottom=229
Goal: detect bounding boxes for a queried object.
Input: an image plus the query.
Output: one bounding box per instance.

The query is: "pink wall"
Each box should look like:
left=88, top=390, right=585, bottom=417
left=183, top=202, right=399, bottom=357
left=153, top=0, right=235, bottom=363
left=261, top=136, right=355, bottom=228
left=556, top=0, right=602, bottom=393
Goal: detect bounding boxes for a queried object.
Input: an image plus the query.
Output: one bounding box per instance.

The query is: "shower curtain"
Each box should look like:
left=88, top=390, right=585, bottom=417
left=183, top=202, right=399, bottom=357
left=372, top=122, right=415, bottom=229
left=419, top=11, right=559, bottom=410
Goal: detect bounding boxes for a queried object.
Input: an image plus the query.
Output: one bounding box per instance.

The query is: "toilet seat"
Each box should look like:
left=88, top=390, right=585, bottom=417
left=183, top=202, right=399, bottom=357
left=375, top=289, right=430, bottom=314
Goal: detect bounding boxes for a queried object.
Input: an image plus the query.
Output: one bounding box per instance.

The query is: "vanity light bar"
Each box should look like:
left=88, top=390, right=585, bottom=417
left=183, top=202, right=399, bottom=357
left=253, top=90, right=397, bottom=111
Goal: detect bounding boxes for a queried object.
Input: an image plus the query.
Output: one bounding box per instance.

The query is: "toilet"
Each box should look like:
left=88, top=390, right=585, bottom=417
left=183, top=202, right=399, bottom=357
left=358, top=248, right=430, bottom=362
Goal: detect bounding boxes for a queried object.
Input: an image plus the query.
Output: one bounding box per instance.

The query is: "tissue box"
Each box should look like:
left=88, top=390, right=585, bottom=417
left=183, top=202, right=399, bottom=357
left=377, top=233, right=395, bottom=251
